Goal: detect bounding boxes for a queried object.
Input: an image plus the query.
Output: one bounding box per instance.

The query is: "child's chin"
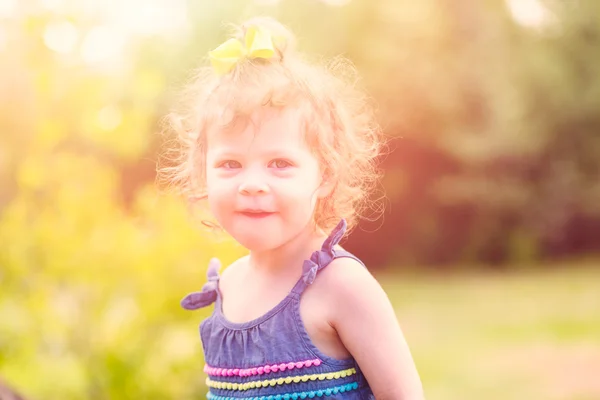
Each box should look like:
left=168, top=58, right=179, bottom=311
left=235, top=234, right=282, bottom=252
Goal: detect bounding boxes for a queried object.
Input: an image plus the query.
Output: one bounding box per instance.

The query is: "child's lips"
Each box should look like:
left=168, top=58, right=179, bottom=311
left=236, top=210, right=276, bottom=218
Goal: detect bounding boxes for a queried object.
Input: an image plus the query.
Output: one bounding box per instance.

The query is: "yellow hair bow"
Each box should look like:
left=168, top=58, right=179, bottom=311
left=209, top=26, right=277, bottom=76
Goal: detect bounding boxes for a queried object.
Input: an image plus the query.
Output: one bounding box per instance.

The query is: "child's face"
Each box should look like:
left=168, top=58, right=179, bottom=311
left=205, top=107, right=329, bottom=251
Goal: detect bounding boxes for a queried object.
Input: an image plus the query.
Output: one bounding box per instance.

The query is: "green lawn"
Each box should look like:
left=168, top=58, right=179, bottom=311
left=379, top=263, right=600, bottom=400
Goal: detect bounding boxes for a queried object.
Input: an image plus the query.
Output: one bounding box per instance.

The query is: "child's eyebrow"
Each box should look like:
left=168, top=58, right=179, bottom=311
left=259, top=149, right=298, bottom=159
left=210, top=150, right=244, bottom=159
left=211, top=148, right=299, bottom=159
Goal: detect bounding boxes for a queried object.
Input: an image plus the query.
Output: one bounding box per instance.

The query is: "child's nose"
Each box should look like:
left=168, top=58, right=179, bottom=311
left=238, top=175, right=270, bottom=196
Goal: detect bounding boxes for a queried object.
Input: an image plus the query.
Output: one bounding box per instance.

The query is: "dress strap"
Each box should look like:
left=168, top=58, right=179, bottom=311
left=292, top=219, right=362, bottom=295
left=181, top=258, right=221, bottom=310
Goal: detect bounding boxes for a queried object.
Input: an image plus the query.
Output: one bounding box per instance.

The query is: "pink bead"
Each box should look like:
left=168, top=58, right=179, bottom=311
left=227, top=369, right=233, bottom=376
left=257, top=367, right=264, bottom=374
left=304, top=360, right=312, bottom=367
left=264, top=365, right=271, bottom=373
left=203, top=365, right=208, bottom=372
left=215, top=368, right=222, bottom=375
left=233, top=369, right=239, bottom=375
left=279, top=363, right=287, bottom=371
left=251, top=367, right=257, bottom=375
left=287, top=362, right=295, bottom=369
left=295, top=361, right=304, bottom=368
left=271, top=365, right=279, bottom=372
left=313, top=359, right=322, bottom=366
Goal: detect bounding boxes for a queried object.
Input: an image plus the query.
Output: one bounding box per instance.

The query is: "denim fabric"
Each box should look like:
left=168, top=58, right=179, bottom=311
left=182, top=220, right=375, bottom=399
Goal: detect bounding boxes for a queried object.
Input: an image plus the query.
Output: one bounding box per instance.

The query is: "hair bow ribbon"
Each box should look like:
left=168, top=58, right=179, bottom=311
left=209, top=26, right=277, bottom=76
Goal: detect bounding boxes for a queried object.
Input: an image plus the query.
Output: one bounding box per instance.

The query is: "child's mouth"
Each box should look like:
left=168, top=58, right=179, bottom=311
left=237, top=211, right=275, bottom=219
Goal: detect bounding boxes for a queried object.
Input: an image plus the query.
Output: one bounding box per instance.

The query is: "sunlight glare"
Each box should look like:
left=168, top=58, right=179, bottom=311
left=43, top=20, right=79, bottom=54
left=506, top=0, right=555, bottom=30
left=80, top=25, right=126, bottom=66
left=98, top=105, right=122, bottom=131
left=112, top=0, right=189, bottom=37
left=40, top=0, right=66, bottom=11
left=0, top=0, right=17, bottom=18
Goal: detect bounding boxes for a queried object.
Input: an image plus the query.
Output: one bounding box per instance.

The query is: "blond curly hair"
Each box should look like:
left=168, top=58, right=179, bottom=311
left=159, top=17, right=384, bottom=235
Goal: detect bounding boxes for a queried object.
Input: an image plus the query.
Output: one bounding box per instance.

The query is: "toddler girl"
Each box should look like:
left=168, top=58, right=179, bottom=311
left=166, top=17, right=423, bottom=400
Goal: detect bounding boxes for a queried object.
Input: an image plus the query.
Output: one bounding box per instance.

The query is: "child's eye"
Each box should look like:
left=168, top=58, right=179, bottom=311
left=269, top=159, right=293, bottom=169
left=218, top=160, right=242, bottom=169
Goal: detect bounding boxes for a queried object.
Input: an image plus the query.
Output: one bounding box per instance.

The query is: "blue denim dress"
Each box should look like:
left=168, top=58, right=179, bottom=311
left=181, top=219, right=375, bottom=399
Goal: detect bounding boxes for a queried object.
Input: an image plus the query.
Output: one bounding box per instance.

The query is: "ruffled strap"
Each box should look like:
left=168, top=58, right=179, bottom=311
left=181, top=258, right=221, bottom=310
left=301, top=219, right=347, bottom=286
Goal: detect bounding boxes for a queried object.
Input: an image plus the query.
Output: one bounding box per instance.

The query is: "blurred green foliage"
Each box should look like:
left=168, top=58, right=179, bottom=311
left=0, top=0, right=599, bottom=398
left=0, top=156, right=245, bottom=397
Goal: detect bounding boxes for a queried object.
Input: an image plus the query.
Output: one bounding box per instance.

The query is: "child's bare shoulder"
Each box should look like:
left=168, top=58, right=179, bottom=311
left=217, top=255, right=250, bottom=290
left=314, top=248, right=382, bottom=299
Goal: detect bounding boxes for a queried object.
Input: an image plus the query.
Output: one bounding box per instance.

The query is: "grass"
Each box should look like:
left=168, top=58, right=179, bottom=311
left=379, top=264, right=600, bottom=400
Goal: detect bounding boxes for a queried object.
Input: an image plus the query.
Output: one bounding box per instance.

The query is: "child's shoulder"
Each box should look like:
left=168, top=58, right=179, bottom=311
left=217, top=255, right=250, bottom=291
left=310, top=246, right=381, bottom=300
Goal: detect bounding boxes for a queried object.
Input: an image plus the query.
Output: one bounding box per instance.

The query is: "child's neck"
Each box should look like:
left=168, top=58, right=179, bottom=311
left=247, top=222, right=326, bottom=276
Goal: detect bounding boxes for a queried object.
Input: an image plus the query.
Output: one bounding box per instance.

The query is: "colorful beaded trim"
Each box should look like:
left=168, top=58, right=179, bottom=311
left=207, top=368, right=357, bottom=391
left=207, top=382, right=359, bottom=400
left=205, top=359, right=322, bottom=377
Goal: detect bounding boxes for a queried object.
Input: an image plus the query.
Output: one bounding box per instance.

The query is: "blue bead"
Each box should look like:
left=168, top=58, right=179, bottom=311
left=308, top=392, right=315, bottom=398
left=325, top=389, right=332, bottom=396
left=316, top=390, right=323, bottom=397
left=275, top=396, right=282, bottom=400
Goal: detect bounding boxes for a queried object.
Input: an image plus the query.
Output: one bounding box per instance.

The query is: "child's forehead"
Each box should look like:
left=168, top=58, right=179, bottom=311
left=207, top=106, right=309, bottom=148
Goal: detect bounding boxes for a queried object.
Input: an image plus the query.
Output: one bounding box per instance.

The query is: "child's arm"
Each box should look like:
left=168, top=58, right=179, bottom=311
left=325, top=258, right=425, bottom=400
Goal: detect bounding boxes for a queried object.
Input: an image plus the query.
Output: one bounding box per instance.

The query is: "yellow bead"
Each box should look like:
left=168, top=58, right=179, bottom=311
left=293, top=377, right=301, bottom=383
left=285, top=377, right=293, bottom=384
left=333, top=373, right=341, bottom=379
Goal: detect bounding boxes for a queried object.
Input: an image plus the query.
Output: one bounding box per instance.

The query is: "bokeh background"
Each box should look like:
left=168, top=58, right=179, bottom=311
left=1, top=0, right=599, bottom=399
